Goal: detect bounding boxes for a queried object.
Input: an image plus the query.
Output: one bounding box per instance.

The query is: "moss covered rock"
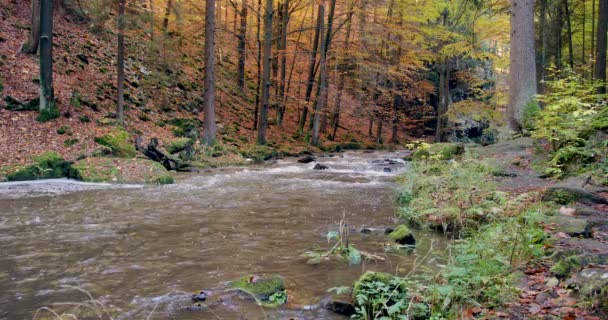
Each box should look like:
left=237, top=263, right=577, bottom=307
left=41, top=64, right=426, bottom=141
left=94, top=129, right=137, bottom=158
left=388, top=225, right=416, bottom=245
left=72, top=157, right=173, bottom=184
left=166, top=137, right=194, bottom=154
left=231, top=275, right=287, bottom=307
left=5, top=152, right=75, bottom=181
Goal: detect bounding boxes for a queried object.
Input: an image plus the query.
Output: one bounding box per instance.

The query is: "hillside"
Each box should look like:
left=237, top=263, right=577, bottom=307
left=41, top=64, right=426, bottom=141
left=0, top=1, right=410, bottom=170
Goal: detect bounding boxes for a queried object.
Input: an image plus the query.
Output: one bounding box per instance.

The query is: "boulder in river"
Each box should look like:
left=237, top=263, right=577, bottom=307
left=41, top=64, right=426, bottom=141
left=388, top=225, right=416, bottom=245
left=230, top=275, right=287, bottom=307
left=325, top=300, right=356, bottom=316
left=313, top=163, right=329, bottom=170
left=297, top=155, right=316, bottom=163
left=383, top=167, right=392, bottom=172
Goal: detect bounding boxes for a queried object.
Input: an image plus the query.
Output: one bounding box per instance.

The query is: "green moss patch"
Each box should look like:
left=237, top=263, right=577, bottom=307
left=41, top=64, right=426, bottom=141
left=94, top=129, right=137, bottom=158
left=166, top=138, right=194, bottom=154
left=72, top=157, right=173, bottom=184
left=5, top=152, right=75, bottom=181
left=388, top=225, right=416, bottom=245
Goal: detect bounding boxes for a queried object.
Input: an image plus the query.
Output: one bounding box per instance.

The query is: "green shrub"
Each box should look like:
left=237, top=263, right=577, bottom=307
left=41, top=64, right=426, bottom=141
left=94, top=129, right=136, bottom=158
left=352, top=272, right=413, bottom=319
left=56, top=125, right=71, bottom=135
left=63, top=138, right=78, bottom=147
left=532, top=71, right=607, bottom=178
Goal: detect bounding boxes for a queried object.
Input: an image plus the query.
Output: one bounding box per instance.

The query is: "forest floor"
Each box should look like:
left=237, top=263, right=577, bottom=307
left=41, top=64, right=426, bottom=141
left=473, top=138, right=608, bottom=319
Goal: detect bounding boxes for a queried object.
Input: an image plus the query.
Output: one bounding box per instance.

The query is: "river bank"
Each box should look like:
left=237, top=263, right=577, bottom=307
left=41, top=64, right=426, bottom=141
left=377, top=137, right=608, bottom=319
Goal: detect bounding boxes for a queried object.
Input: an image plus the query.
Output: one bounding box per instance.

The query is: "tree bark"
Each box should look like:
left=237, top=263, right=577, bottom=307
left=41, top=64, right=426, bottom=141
left=277, top=0, right=290, bottom=126
left=319, top=0, right=336, bottom=134
left=21, top=0, right=40, bottom=54
left=299, top=4, right=322, bottom=132
left=237, top=0, right=248, bottom=90
left=117, top=0, right=125, bottom=126
left=564, top=0, right=574, bottom=69
left=39, top=0, right=54, bottom=115
left=254, top=0, right=262, bottom=130
left=330, top=0, right=355, bottom=141
left=204, top=0, right=217, bottom=145
left=257, top=0, right=273, bottom=145
left=595, top=0, right=608, bottom=93
left=163, top=0, right=172, bottom=35
left=508, top=0, right=538, bottom=131
left=311, top=1, right=326, bottom=146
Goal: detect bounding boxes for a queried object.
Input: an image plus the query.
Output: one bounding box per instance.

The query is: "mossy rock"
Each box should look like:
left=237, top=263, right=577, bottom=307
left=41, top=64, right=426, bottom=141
left=542, top=187, right=608, bottom=205
left=438, top=143, right=465, bottom=160
left=387, top=225, right=416, bottom=245
left=551, top=253, right=608, bottom=278
left=230, top=275, right=286, bottom=306
left=94, top=129, right=137, bottom=158
left=72, top=157, right=173, bottom=184
left=166, top=138, right=194, bottom=154
left=96, top=117, right=118, bottom=126
left=240, top=145, right=279, bottom=162
left=6, top=152, right=75, bottom=181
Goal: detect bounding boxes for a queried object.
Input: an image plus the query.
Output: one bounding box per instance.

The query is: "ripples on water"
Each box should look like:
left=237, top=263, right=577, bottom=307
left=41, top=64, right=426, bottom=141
left=0, top=151, right=448, bottom=320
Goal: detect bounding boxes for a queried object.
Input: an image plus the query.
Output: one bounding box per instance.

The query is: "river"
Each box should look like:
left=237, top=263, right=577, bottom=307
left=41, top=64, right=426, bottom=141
left=0, top=151, right=448, bottom=319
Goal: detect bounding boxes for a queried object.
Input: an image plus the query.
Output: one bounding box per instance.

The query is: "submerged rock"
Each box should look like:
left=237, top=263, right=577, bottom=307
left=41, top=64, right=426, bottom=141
left=191, top=291, right=209, bottom=302
left=325, top=300, right=356, bottom=316
left=388, top=225, right=416, bottom=245
left=383, top=167, right=392, bottom=172
left=297, top=155, right=316, bottom=163
left=313, top=163, right=329, bottom=170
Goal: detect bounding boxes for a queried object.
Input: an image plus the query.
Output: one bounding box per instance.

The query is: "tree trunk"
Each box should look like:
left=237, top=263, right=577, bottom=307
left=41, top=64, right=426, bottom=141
left=311, top=1, right=326, bottom=146
left=595, top=0, right=608, bottom=93
left=254, top=0, right=262, bottom=130
left=508, top=0, right=538, bottom=131
left=330, top=0, right=355, bottom=141
left=237, top=0, right=248, bottom=91
left=376, top=118, right=383, bottom=144
left=117, top=0, right=125, bottom=126
left=299, top=4, right=322, bottom=132
left=368, top=117, right=373, bottom=137
left=257, top=0, right=273, bottom=145
left=39, top=0, right=54, bottom=117
left=204, top=0, right=217, bottom=145
left=564, top=0, right=574, bottom=69
left=163, top=0, right=172, bottom=35
left=319, top=0, right=336, bottom=134
left=277, top=0, right=290, bottom=126
left=436, top=60, right=449, bottom=142
left=538, top=0, right=547, bottom=89
left=21, top=0, right=40, bottom=54
left=593, top=0, right=597, bottom=65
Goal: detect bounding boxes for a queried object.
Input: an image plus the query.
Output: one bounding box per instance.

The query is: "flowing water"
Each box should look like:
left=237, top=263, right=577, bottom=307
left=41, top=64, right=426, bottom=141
left=0, top=151, right=448, bottom=320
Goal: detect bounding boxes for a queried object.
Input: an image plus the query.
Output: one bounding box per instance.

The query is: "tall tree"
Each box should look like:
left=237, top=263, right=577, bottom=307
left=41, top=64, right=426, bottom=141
left=117, top=0, right=126, bottom=127
left=257, top=0, right=273, bottom=144
left=595, top=0, right=608, bottom=93
left=204, top=0, right=217, bottom=145
left=237, top=0, right=248, bottom=90
left=311, top=0, right=326, bottom=146
left=299, top=4, right=323, bottom=132
left=163, top=0, right=173, bottom=35
left=39, top=0, right=56, bottom=121
left=21, top=0, right=40, bottom=54
left=508, top=0, right=538, bottom=131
